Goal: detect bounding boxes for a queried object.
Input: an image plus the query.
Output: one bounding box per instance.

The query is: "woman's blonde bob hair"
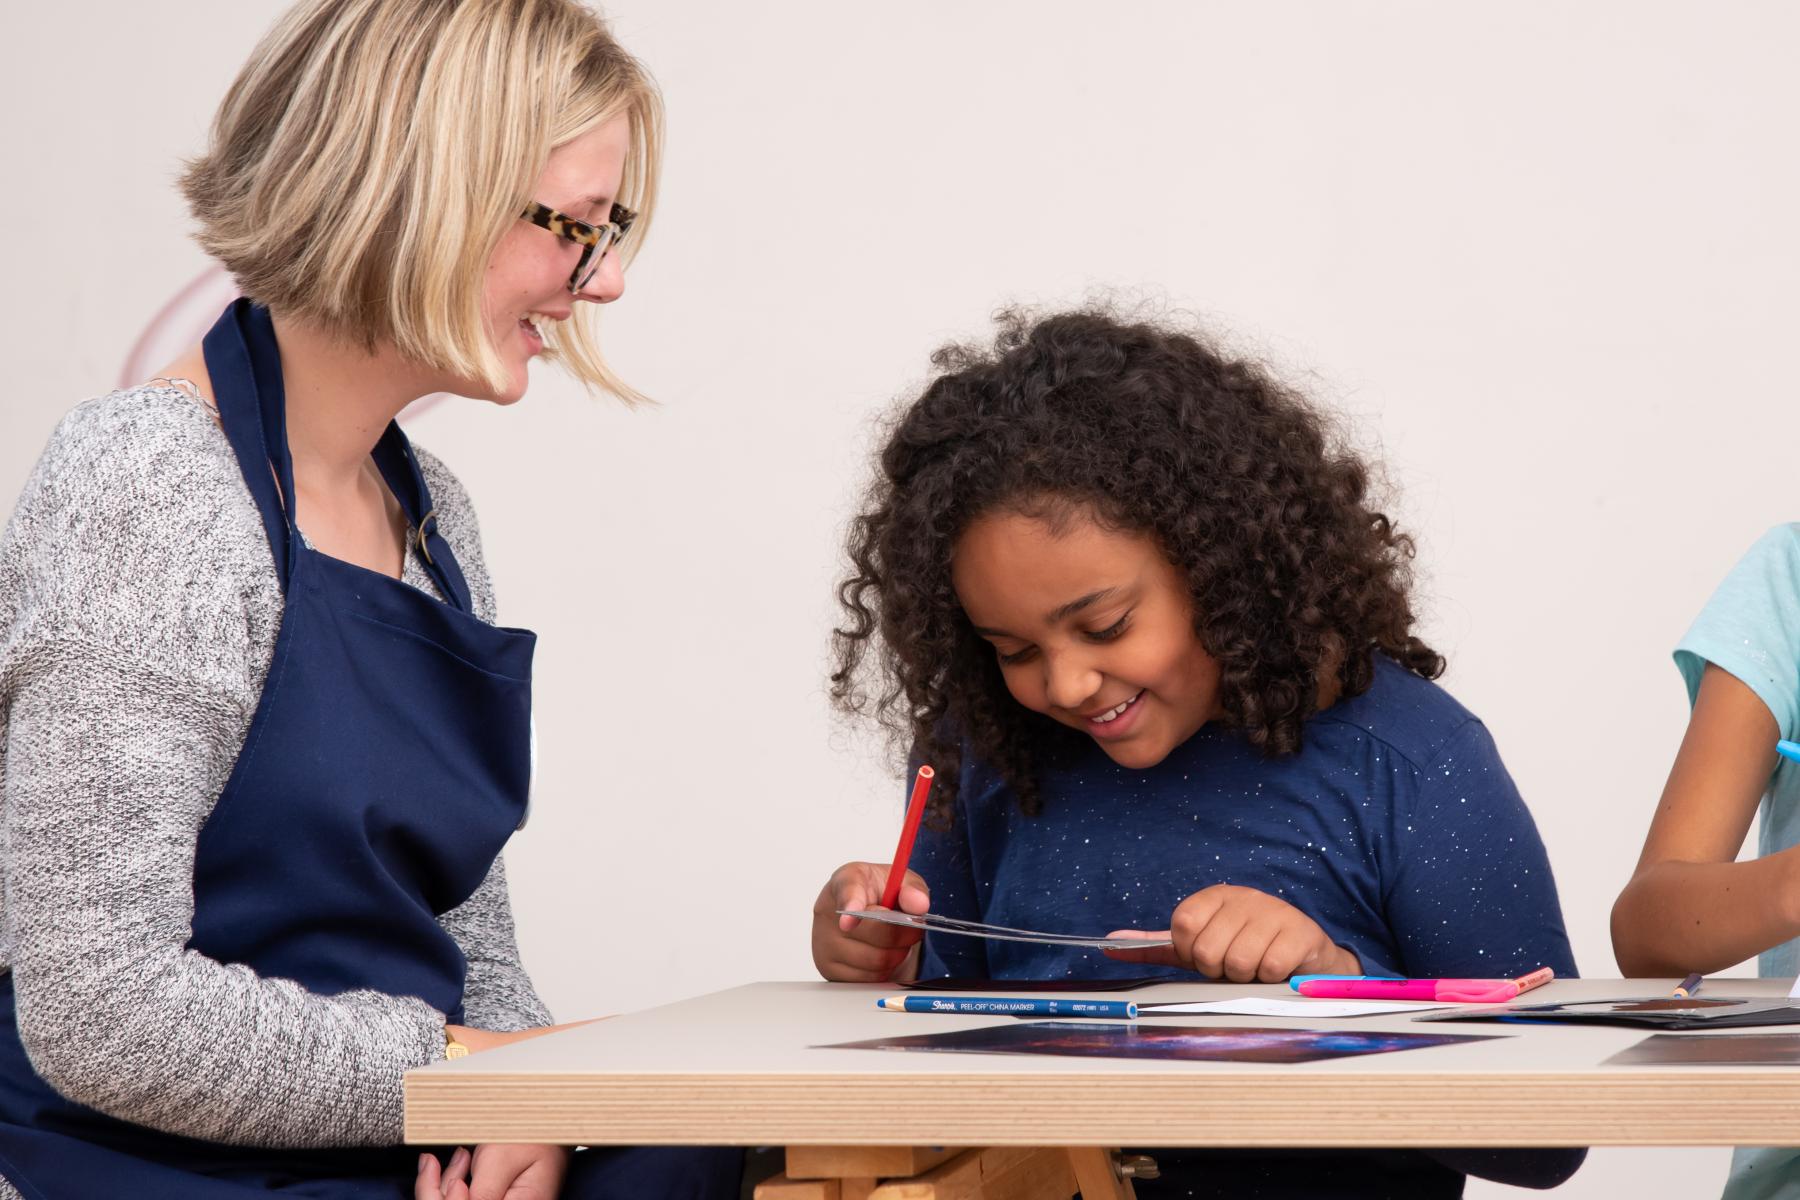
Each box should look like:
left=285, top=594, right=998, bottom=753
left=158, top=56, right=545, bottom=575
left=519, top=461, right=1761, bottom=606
left=181, top=0, right=662, bottom=401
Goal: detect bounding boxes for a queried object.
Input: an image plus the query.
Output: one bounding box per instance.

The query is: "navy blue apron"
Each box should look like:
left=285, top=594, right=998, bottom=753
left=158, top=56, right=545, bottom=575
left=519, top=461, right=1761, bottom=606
left=0, top=302, right=737, bottom=1199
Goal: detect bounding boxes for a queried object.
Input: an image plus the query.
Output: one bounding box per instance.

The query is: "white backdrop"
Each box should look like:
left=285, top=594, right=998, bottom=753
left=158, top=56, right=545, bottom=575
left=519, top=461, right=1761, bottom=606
left=5, top=3, right=1796, bottom=1195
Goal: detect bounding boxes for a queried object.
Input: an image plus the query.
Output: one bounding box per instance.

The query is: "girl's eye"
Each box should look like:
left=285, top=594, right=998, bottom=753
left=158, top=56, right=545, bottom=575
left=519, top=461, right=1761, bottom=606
left=996, top=645, right=1037, bottom=666
left=1086, top=614, right=1131, bottom=643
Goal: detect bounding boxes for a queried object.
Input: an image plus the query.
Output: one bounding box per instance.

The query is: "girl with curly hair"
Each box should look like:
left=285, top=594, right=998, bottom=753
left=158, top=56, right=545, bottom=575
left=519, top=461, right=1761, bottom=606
left=810, top=306, right=1583, bottom=1197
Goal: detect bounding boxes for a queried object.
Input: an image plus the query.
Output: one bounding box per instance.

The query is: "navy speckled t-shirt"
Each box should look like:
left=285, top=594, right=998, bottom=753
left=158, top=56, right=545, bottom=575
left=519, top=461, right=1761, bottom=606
left=915, top=656, right=1576, bottom=984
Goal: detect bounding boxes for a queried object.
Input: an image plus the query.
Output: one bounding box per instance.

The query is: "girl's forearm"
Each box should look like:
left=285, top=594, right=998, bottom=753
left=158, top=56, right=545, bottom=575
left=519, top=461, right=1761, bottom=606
left=1611, top=849, right=1800, bottom=977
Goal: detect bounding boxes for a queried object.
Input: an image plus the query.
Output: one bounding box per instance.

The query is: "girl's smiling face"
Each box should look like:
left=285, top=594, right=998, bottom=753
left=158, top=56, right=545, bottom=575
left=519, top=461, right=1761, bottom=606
left=952, top=506, right=1226, bottom=769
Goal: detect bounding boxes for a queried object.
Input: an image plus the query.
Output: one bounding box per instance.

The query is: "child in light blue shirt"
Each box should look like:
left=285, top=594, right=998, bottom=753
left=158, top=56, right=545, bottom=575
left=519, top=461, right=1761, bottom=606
left=1614, top=523, right=1800, bottom=1200
left=1675, top=525, right=1800, bottom=978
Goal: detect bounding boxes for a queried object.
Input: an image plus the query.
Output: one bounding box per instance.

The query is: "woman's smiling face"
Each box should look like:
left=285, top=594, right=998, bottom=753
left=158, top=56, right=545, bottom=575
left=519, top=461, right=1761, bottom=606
left=475, top=114, right=632, bottom=404
left=952, top=505, right=1226, bottom=769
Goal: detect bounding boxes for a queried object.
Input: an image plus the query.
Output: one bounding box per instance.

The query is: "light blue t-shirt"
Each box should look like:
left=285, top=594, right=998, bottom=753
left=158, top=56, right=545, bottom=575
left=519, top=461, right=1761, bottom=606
left=1673, top=524, right=1800, bottom=1200
left=1674, top=523, right=1800, bottom=980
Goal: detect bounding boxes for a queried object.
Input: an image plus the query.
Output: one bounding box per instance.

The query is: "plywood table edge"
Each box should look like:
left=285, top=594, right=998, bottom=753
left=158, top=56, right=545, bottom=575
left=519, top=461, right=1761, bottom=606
left=403, top=1069, right=1800, bottom=1147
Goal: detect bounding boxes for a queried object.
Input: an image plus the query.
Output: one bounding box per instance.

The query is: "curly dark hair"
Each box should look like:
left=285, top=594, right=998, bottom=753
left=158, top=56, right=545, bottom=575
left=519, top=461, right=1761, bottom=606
left=831, top=305, right=1444, bottom=827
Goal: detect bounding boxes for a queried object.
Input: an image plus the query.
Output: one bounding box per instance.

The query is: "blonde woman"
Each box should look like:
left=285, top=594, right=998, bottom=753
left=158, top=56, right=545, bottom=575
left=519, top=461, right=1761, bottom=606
left=0, top=2, right=738, bottom=1197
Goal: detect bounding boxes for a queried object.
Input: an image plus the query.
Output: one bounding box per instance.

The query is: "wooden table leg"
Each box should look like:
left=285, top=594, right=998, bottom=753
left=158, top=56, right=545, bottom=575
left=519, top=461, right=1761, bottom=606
left=754, top=1175, right=840, bottom=1200
left=785, top=1147, right=964, bottom=1179
left=1065, top=1148, right=1135, bottom=1200
left=761, top=1145, right=1095, bottom=1200
left=864, top=1147, right=1074, bottom=1199
left=757, top=1146, right=967, bottom=1200
left=972, top=1147, right=1078, bottom=1200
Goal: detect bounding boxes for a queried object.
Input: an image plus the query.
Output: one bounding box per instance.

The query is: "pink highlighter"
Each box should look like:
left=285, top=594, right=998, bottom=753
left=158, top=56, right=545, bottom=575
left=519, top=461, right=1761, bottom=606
left=1294, top=966, right=1555, bottom=1004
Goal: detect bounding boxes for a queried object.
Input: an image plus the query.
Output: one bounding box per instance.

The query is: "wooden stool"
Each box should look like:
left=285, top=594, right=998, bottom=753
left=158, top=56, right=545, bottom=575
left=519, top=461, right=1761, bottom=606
left=753, top=1145, right=1141, bottom=1200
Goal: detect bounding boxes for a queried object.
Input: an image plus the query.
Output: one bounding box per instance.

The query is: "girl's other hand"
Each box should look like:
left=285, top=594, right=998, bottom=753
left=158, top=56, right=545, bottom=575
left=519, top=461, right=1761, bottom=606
left=1103, top=884, right=1361, bottom=982
left=417, top=1147, right=468, bottom=1199
left=811, top=861, right=931, bottom=983
left=468, top=1143, right=569, bottom=1200
left=417, top=1144, right=568, bottom=1200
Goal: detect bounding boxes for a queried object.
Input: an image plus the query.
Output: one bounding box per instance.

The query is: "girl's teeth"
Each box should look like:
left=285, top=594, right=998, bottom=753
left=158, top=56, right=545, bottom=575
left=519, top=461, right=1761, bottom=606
left=1093, top=692, right=1142, bottom=723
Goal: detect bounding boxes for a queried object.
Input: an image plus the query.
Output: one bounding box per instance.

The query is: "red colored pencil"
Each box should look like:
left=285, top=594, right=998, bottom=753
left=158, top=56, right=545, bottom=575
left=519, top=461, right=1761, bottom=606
left=879, top=765, right=935, bottom=909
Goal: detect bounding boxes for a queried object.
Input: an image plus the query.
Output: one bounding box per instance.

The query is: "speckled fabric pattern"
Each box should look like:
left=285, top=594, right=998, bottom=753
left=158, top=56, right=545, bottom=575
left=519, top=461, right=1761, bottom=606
left=916, top=655, right=1578, bottom=987
left=0, top=386, right=552, bottom=1187
left=911, top=655, right=1584, bottom=1196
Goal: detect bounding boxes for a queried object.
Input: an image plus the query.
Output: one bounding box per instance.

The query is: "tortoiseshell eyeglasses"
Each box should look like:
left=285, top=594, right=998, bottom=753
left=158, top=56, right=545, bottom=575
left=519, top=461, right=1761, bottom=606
left=520, top=200, right=637, bottom=293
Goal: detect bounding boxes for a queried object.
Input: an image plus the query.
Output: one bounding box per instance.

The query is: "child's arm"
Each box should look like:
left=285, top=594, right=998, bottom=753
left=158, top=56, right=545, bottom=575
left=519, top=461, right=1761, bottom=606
left=1380, top=719, right=1587, bottom=1189
left=1381, top=719, right=1576, bottom=980
left=1611, top=664, right=1800, bottom=976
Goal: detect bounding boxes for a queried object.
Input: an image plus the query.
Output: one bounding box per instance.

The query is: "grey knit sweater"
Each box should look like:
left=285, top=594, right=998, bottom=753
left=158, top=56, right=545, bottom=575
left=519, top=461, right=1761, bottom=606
left=0, top=385, right=553, bottom=1190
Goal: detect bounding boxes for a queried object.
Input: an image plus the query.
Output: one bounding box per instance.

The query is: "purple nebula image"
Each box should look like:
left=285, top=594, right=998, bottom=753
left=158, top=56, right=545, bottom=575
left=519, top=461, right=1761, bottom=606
left=824, top=1021, right=1496, bottom=1065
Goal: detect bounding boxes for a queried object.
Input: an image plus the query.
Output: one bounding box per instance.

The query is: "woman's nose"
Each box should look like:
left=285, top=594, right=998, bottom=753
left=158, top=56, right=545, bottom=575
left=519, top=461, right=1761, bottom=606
left=574, top=250, right=625, bottom=304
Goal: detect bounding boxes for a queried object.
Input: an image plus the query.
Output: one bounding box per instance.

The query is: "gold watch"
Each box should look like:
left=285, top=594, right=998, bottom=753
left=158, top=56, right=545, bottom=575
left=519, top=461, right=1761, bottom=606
left=445, top=1029, right=470, bottom=1060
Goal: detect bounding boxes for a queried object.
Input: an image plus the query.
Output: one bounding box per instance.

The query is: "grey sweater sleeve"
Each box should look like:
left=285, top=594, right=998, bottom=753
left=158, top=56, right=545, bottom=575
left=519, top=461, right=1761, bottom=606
left=0, top=390, right=547, bottom=1149
left=438, top=855, right=554, bottom=1031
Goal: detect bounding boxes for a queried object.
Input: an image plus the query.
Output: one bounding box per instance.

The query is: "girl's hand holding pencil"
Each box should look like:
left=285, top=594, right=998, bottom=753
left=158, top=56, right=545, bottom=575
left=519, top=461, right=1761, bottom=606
left=812, top=862, right=933, bottom=983
left=1104, top=883, right=1362, bottom=983
left=816, top=764, right=938, bottom=983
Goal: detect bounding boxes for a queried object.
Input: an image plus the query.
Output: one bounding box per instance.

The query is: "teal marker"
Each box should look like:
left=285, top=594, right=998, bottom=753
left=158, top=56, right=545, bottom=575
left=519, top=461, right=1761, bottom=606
left=1288, top=974, right=1405, bottom=989
left=1778, top=740, right=1800, bottom=765
left=876, top=995, right=1137, bottom=1019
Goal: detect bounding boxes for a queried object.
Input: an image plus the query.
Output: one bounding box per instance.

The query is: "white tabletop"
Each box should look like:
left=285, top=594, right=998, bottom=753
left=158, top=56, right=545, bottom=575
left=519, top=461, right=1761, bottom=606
left=404, top=978, right=1800, bottom=1147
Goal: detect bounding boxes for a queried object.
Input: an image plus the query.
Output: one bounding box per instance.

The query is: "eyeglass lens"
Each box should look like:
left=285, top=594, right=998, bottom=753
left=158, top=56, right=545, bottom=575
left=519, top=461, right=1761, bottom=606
left=572, top=226, right=620, bottom=291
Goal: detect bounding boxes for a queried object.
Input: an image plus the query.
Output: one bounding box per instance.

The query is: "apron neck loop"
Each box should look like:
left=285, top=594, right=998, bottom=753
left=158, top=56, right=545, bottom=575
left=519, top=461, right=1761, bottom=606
left=201, top=301, right=476, bottom=613
left=203, top=300, right=300, bottom=586
left=372, top=426, right=474, bottom=612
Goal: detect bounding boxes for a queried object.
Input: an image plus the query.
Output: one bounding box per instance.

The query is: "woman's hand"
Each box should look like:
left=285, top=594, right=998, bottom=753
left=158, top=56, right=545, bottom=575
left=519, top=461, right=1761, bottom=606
left=811, top=861, right=931, bottom=982
left=417, top=1144, right=570, bottom=1200
left=1104, top=884, right=1360, bottom=982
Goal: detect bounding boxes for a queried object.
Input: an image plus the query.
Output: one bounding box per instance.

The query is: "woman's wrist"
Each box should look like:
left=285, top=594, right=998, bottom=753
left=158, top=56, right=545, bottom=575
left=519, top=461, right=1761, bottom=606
left=442, top=1020, right=599, bottom=1057
left=444, top=1024, right=501, bottom=1054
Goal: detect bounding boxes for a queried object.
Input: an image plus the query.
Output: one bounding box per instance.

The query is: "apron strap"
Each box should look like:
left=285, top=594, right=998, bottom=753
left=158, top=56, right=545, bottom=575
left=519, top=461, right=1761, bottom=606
left=201, top=301, right=476, bottom=612
left=372, top=425, right=474, bottom=614
left=203, top=300, right=299, bottom=586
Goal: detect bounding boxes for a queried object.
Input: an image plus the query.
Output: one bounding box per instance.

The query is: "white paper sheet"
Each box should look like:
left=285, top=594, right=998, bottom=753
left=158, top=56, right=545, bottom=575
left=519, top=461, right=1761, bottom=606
left=837, top=908, right=1173, bottom=951
left=1137, top=997, right=1452, bottom=1018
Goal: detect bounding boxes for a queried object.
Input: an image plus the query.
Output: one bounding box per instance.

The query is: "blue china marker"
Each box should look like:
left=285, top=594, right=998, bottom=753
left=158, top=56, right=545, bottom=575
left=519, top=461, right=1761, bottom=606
left=876, top=995, right=1137, bottom=1019
left=1778, top=740, right=1800, bottom=765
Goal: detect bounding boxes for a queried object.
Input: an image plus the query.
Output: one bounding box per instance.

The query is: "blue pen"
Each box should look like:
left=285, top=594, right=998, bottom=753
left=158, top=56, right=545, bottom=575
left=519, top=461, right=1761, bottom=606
left=876, top=995, right=1137, bottom=1019
left=1778, top=740, right=1800, bottom=765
